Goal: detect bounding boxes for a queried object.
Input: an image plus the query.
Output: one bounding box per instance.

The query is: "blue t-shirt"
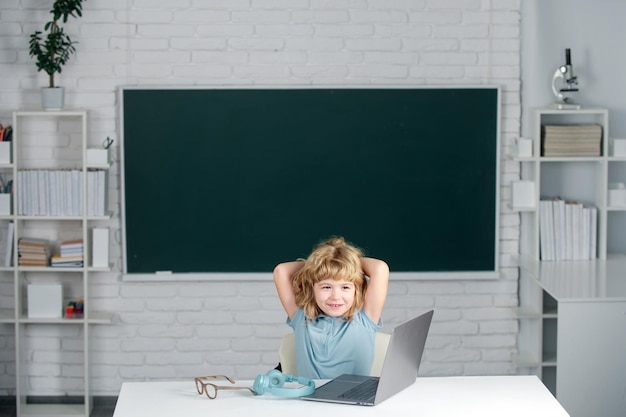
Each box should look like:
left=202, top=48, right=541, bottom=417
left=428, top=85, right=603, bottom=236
left=287, top=309, right=380, bottom=379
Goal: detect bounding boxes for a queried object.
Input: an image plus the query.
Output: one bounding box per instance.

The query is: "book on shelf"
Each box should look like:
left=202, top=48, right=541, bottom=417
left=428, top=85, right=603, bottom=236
left=589, top=208, right=597, bottom=258
left=539, top=198, right=597, bottom=261
left=3, top=221, right=14, bottom=267
left=15, top=169, right=108, bottom=217
left=18, top=237, right=49, bottom=248
left=552, top=199, right=566, bottom=261
left=18, top=260, right=49, bottom=267
left=51, top=238, right=84, bottom=267
left=87, top=169, right=107, bottom=216
left=541, top=124, right=602, bottom=157
left=539, top=200, right=553, bottom=261
left=50, top=254, right=83, bottom=267
left=60, top=238, right=84, bottom=250
left=18, top=237, right=50, bottom=266
left=60, top=248, right=83, bottom=256
left=18, top=251, right=50, bottom=259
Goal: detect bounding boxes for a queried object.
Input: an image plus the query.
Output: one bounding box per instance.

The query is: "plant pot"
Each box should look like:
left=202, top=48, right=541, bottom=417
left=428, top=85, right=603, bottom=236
left=41, top=87, right=64, bottom=110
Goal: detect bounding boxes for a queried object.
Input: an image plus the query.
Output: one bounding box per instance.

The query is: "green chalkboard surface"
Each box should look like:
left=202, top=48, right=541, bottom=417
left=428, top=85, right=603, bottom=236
left=122, top=87, right=499, bottom=274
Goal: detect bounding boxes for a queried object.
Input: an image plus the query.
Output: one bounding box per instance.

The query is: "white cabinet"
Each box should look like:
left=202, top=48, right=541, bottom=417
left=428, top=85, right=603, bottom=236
left=515, top=108, right=626, bottom=414
left=0, top=110, right=113, bottom=417
left=518, top=266, right=626, bottom=417
left=557, top=297, right=626, bottom=417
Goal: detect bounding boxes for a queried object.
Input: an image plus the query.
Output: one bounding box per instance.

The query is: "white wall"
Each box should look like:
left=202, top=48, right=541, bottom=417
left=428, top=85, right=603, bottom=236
left=521, top=0, right=626, bottom=137
left=521, top=0, right=626, bottom=253
left=0, top=1, right=523, bottom=396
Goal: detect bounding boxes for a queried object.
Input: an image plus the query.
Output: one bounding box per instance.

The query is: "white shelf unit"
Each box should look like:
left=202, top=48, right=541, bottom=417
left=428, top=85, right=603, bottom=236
left=514, top=108, right=626, bottom=395
left=0, top=110, right=113, bottom=417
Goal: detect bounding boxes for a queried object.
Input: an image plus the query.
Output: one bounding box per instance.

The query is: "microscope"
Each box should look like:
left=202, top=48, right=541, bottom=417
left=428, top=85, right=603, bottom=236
left=551, top=48, right=580, bottom=109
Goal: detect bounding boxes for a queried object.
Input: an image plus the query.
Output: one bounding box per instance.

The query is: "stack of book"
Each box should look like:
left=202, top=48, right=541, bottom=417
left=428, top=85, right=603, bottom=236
left=51, top=239, right=84, bottom=267
left=18, top=238, right=50, bottom=267
left=16, top=169, right=83, bottom=216
left=539, top=198, right=597, bottom=261
left=16, top=169, right=108, bottom=216
left=541, top=124, right=602, bottom=156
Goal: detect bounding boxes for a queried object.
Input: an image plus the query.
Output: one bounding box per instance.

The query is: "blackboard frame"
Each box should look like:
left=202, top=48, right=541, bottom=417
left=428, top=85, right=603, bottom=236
left=120, top=86, right=501, bottom=281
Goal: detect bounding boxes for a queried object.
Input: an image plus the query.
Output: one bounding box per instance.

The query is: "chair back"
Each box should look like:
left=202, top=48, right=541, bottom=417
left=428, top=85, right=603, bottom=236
left=278, top=331, right=391, bottom=376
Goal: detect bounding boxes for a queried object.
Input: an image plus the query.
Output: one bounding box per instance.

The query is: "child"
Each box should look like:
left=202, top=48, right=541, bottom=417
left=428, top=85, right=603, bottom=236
left=273, top=236, right=389, bottom=379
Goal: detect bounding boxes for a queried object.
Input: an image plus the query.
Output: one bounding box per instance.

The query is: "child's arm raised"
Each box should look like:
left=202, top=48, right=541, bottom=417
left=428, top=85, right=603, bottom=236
left=361, top=257, right=389, bottom=324
left=273, top=261, right=304, bottom=320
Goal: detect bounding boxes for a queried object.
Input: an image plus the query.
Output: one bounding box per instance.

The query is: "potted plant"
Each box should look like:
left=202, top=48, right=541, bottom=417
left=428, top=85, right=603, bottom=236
left=28, top=0, right=86, bottom=110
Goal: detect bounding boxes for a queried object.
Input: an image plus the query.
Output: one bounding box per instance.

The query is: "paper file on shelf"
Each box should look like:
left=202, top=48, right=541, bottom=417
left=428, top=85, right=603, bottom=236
left=92, top=228, right=109, bottom=268
left=540, top=198, right=597, bottom=261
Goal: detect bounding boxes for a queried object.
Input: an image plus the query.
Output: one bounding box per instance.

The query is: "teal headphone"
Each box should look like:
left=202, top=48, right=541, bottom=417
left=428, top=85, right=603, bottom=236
left=253, top=370, right=315, bottom=397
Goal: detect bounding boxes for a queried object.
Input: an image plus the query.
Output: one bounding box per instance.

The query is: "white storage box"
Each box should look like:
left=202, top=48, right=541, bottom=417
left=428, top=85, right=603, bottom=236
left=516, top=137, right=533, bottom=157
left=611, top=139, right=626, bottom=157
left=608, top=183, right=626, bottom=207
left=27, top=284, right=63, bottom=318
left=0, top=142, right=11, bottom=164
left=512, top=181, right=535, bottom=208
left=92, top=228, right=109, bottom=268
left=87, top=148, right=109, bottom=165
left=0, top=193, right=10, bottom=215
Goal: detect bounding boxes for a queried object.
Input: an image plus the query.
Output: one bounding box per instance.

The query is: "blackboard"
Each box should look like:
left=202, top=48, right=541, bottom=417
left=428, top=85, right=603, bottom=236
left=121, top=87, right=499, bottom=275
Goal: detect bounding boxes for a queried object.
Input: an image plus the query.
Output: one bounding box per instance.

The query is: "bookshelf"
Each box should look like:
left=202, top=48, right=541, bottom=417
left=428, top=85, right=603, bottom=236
left=0, top=110, right=113, bottom=417
left=513, top=108, right=626, bottom=406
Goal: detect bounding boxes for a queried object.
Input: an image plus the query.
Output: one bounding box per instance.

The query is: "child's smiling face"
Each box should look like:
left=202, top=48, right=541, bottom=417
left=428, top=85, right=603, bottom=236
left=313, top=278, right=356, bottom=317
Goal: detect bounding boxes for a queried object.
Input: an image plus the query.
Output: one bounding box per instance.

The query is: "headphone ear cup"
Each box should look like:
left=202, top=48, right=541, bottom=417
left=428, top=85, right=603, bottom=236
left=266, top=369, right=287, bottom=388
left=252, top=373, right=269, bottom=395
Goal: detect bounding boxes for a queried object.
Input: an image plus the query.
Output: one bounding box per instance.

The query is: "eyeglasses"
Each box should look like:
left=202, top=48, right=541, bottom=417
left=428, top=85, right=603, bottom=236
left=194, top=375, right=256, bottom=399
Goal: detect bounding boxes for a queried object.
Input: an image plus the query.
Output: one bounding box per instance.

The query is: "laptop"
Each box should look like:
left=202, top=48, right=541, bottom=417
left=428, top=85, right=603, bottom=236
left=300, top=309, right=433, bottom=406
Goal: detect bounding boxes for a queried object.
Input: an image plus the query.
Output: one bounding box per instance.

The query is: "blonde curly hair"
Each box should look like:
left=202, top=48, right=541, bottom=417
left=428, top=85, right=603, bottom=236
left=292, top=236, right=366, bottom=321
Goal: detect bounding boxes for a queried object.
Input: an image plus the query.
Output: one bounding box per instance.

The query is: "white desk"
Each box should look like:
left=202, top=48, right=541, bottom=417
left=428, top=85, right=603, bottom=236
left=113, top=376, right=569, bottom=417
left=532, top=260, right=626, bottom=417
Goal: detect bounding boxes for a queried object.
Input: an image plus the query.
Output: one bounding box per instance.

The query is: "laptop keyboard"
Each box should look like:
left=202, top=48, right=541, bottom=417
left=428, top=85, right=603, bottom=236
left=339, top=378, right=379, bottom=401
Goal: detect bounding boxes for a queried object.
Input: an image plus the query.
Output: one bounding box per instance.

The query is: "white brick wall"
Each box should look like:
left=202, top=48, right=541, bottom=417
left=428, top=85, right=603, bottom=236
left=0, top=0, right=522, bottom=396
